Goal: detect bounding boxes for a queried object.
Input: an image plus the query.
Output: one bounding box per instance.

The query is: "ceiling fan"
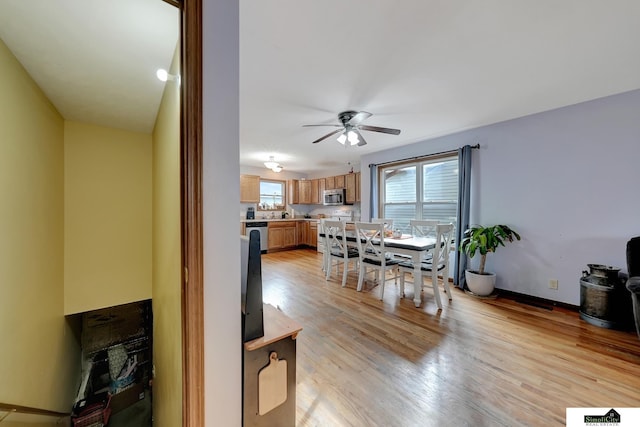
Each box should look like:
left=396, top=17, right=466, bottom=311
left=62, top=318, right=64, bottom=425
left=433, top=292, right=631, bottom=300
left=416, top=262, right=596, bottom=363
left=303, top=110, right=401, bottom=146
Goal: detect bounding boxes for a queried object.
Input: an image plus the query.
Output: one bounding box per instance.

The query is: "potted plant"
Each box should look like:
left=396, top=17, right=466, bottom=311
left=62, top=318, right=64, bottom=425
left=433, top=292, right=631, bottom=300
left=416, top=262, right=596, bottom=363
left=459, top=225, right=521, bottom=296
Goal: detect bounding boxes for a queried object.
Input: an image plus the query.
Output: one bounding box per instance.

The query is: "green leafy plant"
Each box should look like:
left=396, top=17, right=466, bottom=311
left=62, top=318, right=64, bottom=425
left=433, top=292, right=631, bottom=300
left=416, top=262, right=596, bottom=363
left=459, top=225, right=521, bottom=275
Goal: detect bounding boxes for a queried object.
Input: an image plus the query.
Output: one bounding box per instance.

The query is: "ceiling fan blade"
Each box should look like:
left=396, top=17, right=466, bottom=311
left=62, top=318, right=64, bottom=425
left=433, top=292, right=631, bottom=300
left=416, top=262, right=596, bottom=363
left=359, top=124, right=401, bottom=135
left=302, top=124, right=342, bottom=128
left=311, top=129, right=343, bottom=144
left=353, top=129, right=367, bottom=146
left=348, top=111, right=372, bottom=125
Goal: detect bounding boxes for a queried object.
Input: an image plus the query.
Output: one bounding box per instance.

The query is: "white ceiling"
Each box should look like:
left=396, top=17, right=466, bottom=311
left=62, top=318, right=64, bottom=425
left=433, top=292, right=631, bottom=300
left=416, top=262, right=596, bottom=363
left=0, top=0, right=179, bottom=133
left=241, top=0, right=640, bottom=172
left=1, top=1, right=640, bottom=173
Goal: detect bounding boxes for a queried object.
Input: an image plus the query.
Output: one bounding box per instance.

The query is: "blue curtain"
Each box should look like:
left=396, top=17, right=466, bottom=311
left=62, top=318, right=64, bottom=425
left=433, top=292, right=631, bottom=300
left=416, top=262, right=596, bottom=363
left=454, top=145, right=473, bottom=288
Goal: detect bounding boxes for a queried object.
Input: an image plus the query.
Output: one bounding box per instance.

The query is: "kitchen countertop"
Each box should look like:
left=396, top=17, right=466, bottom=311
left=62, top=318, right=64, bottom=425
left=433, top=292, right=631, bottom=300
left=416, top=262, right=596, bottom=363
left=242, top=217, right=320, bottom=223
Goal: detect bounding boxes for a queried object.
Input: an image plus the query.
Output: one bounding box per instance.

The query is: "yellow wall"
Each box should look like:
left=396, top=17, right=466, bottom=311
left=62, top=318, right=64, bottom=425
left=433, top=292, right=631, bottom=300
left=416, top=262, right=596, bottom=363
left=64, top=121, right=152, bottom=315
left=0, top=416, right=64, bottom=427
left=151, top=43, right=182, bottom=427
left=0, top=39, right=80, bottom=412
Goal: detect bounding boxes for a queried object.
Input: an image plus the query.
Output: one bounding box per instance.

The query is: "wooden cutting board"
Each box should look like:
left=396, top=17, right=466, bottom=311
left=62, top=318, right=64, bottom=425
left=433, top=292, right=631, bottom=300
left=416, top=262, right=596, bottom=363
left=258, top=352, right=287, bottom=415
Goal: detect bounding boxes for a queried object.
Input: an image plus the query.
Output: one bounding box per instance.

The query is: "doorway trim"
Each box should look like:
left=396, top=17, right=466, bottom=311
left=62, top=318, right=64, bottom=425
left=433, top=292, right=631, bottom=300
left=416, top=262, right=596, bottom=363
left=180, top=0, right=204, bottom=426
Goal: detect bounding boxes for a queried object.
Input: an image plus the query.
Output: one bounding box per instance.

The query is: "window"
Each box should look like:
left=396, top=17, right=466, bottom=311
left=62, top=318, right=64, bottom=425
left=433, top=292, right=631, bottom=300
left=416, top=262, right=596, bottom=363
left=258, top=179, right=286, bottom=210
left=379, top=155, right=458, bottom=233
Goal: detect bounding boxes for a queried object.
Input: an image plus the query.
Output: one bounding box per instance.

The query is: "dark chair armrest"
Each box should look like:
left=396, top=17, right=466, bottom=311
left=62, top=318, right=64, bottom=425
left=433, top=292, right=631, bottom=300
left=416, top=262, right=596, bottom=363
left=626, top=276, right=640, bottom=293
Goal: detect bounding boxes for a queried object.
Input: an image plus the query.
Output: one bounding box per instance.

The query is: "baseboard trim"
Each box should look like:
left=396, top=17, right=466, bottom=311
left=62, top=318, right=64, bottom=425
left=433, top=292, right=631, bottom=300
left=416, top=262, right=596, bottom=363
left=496, top=288, right=579, bottom=311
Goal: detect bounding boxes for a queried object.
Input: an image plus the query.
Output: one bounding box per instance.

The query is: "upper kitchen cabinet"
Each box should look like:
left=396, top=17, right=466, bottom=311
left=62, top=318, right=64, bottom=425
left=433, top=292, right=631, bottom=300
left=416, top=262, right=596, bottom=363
left=288, top=179, right=299, bottom=205
left=310, top=178, right=326, bottom=204
left=240, top=174, right=260, bottom=203
left=317, top=179, right=326, bottom=204
left=344, top=173, right=356, bottom=204
left=325, top=176, right=335, bottom=190
left=355, top=172, right=361, bottom=202
left=335, top=174, right=345, bottom=189
left=299, top=180, right=312, bottom=204
left=311, top=179, right=319, bottom=204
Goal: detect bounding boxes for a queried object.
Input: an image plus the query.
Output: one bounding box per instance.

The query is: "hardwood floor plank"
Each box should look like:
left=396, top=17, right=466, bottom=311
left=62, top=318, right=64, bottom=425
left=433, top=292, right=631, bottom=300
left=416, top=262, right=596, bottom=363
left=260, top=249, right=640, bottom=426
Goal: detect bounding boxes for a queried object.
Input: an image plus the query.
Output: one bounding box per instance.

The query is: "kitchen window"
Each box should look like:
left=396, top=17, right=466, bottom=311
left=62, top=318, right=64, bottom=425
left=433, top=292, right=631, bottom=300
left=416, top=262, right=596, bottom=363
left=258, top=179, right=286, bottom=210
left=379, top=154, right=458, bottom=233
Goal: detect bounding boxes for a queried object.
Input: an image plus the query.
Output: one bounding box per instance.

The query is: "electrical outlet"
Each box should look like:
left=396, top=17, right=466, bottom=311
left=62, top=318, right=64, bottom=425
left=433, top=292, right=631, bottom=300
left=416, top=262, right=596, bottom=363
left=549, top=279, right=558, bottom=290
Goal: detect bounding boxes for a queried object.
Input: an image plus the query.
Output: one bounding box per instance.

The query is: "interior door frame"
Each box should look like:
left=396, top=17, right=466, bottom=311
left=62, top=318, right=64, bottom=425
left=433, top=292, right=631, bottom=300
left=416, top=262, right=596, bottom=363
left=180, top=0, right=204, bottom=425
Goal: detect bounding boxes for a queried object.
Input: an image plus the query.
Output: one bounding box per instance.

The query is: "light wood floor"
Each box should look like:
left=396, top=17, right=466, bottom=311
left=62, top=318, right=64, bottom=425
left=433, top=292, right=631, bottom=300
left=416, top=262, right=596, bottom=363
left=260, top=249, right=640, bottom=427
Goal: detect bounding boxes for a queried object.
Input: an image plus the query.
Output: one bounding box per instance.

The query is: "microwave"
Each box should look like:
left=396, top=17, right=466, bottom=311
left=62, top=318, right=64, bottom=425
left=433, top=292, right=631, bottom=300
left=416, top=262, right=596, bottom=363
left=323, top=188, right=347, bottom=205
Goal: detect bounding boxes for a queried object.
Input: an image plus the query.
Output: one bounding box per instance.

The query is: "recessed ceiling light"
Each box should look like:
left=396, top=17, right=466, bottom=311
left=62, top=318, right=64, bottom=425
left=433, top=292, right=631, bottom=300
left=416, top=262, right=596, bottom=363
left=156, top=69, right=169, bottom=81
left=156, top=68, right=180, bottom=84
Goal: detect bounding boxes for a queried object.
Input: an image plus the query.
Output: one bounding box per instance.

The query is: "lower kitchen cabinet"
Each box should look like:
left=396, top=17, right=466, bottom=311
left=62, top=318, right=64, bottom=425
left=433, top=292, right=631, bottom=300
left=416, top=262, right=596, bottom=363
left=268, top=221, right=298, bottom=251
left=297, top=220, right=318, bottom=248
left=297, top=221, right=307, bottom=246
left=266, top=220, right=319, bottom=251
left=308, top=221, right=318, bottom=248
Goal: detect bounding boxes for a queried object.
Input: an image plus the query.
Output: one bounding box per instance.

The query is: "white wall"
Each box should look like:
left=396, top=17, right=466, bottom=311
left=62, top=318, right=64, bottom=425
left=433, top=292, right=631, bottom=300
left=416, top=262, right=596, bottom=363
left=203, top=0, right=241, bottom=425
left=361, top=89, right=640, bottom=305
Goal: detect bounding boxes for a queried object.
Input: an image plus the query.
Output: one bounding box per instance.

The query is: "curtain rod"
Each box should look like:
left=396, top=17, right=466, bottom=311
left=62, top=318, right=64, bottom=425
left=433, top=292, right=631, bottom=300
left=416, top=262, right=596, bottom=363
left=368, top=143, right=480, bottom=168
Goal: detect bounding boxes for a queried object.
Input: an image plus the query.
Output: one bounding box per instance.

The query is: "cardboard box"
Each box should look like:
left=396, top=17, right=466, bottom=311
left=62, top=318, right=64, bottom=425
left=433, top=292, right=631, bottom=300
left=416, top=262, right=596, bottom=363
left=110, top=383, right=146, bottom=414
left=82, top=301, right=148, bottom=354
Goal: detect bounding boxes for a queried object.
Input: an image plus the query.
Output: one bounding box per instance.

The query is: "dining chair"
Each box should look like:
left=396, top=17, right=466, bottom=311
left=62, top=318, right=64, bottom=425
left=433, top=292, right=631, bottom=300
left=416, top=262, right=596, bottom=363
left=355, top=222, right=401, bottom=299
left=323, top=220, right=360, bottom=287
left=407, top=219, right=439, bottom=261
left=319, top=219, right=327, bottom=272
left=398, top=223, right=455, bottom=309
left=409, top=219, right=439, bottom=238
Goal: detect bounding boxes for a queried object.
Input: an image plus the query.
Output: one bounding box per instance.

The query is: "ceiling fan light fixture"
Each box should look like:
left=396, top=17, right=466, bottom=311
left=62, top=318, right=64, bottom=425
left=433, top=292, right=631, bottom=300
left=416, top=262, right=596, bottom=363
left=264, top=156, right=283, bottom=172
left=304, top=110, right=399, bottom=146
left=347, top=130, right=359, bottom=145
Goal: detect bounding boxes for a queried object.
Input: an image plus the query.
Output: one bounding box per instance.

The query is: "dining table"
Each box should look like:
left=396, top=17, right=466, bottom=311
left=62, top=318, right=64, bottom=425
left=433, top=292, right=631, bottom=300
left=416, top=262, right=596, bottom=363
left=320, top=231, right=436, bottom=308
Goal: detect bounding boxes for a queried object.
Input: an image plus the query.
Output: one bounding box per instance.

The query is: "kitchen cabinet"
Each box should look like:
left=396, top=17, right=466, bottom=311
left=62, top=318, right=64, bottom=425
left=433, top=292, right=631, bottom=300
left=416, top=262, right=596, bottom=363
left=240, top=174, right=260, bottom=203
left=318, top=179, right=326, bottom=203
left=287, top=180, right=299, bottom=205
left=299, top=180, right=312, bottom=204
left=344, top=173, right=356, bottom=204
left=355, top=172, right=361, bottom=202
left=325, top=176, right=335, bottom=190
left=335, top=174, right=345, bottom=189
left=297, top=221, right=307, bottom=246
left=268, top=221, right=298, bottom=250
left=309, top=221, right=318, bottom=248
left=268, top=227, right=284, bottom=249
left=283, top=226, right=297, bottom=247
left=310, top=179, right=319, bottom=204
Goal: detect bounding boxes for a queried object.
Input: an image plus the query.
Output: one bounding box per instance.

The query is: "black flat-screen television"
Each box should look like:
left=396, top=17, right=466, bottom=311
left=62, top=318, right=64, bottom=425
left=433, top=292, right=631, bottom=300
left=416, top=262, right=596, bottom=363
left=241, top=230, right=264, bottom=342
